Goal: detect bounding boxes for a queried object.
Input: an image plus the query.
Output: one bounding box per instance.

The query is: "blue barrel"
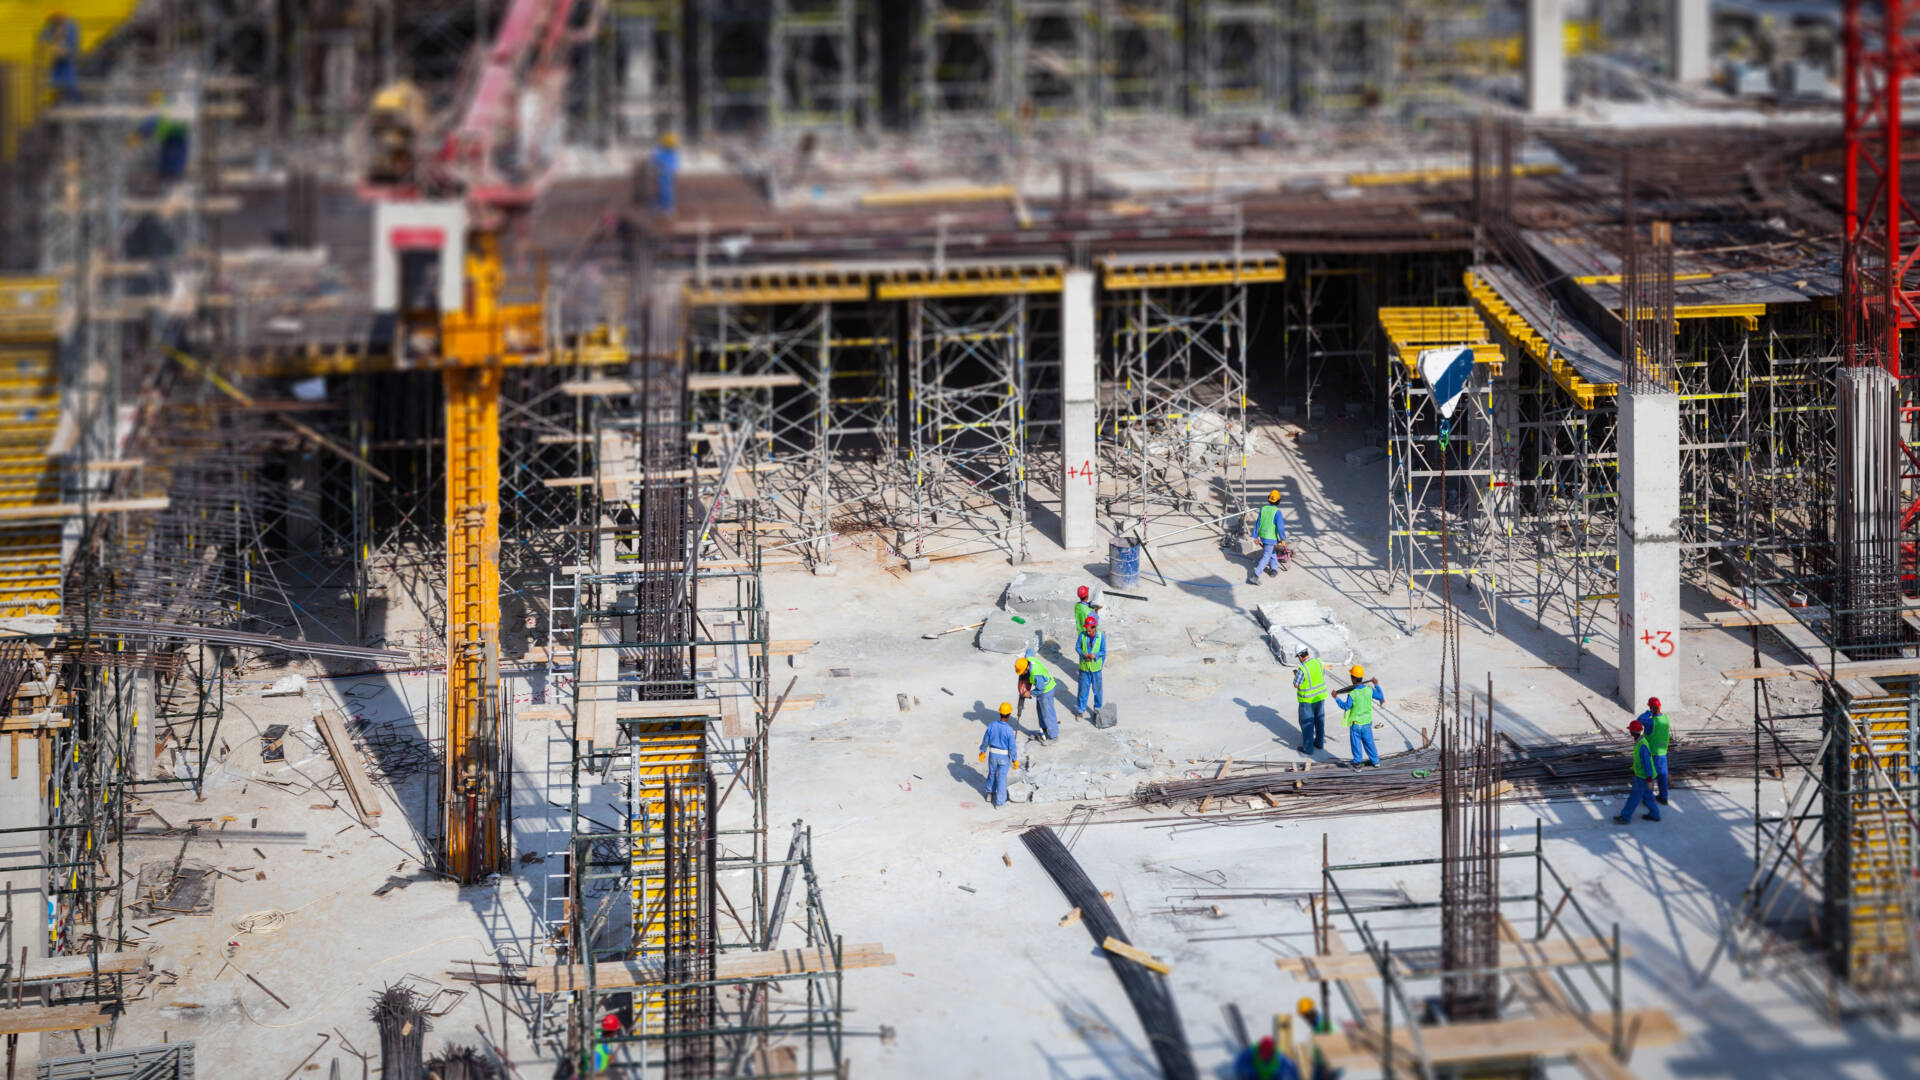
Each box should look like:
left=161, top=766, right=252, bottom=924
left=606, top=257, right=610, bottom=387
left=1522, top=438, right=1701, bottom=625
left=1108, top=537, right=1141, bottom=589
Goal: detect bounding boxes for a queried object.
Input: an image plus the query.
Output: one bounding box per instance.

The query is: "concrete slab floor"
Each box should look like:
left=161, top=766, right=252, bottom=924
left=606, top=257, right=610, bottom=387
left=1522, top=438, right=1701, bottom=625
left=75, top=409, right=1909, bottom=1078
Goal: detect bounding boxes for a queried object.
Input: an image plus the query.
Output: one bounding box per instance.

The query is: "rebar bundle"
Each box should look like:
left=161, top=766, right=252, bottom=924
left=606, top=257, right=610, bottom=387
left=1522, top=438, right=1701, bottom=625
left=1019, top=825, right=1196, bottom=1080
left=1439, top=683, right=1500, bottom=1021
left=372, top=985, right=429, bottom=1080
left=1834, top=365, right=1902, bottom=650
left=661, top=776, right=716, bottom=1077
left=424, top=1045, right=502, bottom=1080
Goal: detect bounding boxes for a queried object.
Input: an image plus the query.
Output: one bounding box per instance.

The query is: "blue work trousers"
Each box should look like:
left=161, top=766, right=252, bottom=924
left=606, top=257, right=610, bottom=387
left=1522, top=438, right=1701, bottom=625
left=1349, top=722, right=1378, bottom=766
left=1034, top=690, right=1059, bottom=739
left=1076, top=669, right=1104, bottom=713
left=1654, top=754, right=1669, bottom=801
left=985, top=759, right=1011, bottom=807
left=1298, top=700, right=1326, bottom=751
left=1252, top=538, right=1281, bottom=579
left=1620, top=777, right=1661, bottom=822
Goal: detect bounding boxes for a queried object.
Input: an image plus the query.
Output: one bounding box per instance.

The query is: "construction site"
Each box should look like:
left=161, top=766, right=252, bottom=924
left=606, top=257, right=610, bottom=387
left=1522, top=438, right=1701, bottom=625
left=3, top=0, right=1920, bottom=1076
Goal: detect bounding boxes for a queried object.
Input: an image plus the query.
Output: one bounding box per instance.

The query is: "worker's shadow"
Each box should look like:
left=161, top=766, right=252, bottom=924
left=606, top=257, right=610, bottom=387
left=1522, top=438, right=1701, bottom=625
left=1233, top=696, right=1296, bottom=745
left=947, top=752, right=988, bottom=798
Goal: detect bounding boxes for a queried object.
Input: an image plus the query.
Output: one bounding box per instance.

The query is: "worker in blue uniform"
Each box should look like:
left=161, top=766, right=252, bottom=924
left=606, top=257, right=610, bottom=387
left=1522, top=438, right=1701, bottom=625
left=978, top=702, right=1020, bottom=807
left=1015, top=656, right=1058, bottom=741
left=1074, top=614, right=1106, bottom=716
left=1248, top=489, right=1287, bottom=584
left=40, top=13, right=81, bottom=104
left=1334, top=664, right=1384, bottom=767
left=651, top=131, right=680, bottom=214
left=1614, top=719, right=1661, bottom=824
left=1636, top=696, right=1672, bottom=804
left=1234, top=1035, right=1299, bottom=1080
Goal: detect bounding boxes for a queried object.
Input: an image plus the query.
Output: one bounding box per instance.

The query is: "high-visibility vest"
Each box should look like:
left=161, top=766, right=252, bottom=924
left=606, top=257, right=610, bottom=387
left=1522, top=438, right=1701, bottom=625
left=1648, top=712, right=1671, bottom=756
left=1631, top=735, right=1653, bottom=779
left=1257, top=504, right=1280, bottom=541
left=1026, top=657, right=1054, bottom=693
left=1076, top=630, right=1105, bottom=673
left=1296, top=657, right=1327, bottom=704
left=1345, top=686, right=1374, bottom=725
left=1074, top=600, right=1093, bottom=627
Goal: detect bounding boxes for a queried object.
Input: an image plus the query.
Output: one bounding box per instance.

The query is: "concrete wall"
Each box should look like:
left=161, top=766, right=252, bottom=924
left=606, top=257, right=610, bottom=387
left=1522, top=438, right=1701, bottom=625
left=1059, top=269, right=1097, bottom=551
left=1618, top=392, right=1681, bottom=711
left=0, top=736, right=48, bottom=1069
left=1671, top=0, right=1712, bottom=86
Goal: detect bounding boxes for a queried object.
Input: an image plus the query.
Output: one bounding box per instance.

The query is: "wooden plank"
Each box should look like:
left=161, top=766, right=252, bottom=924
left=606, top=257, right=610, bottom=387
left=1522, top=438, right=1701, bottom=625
left=517, top=704, right=570, bottom=721
left=1101, top=936, right=1171, bottom=974
left=607, top=700, right=722, bottom=721
left=1721, top=657, right=1920, bottom=682
left=695, top=638, right=813, bottom=659
left=1318, top=926, right=1382, bottom=1025
left=0, top=714, right=71, bottom=733
left=530, top=942, right=893, bottom=995
left=563, top=373, right=804, bottom=396
left=0, top=1002, right=111, bottom=1034
left=314, top=710, right=382, bottom=825
left=1496, top=917, right=1637, bottom=1080
left=20, top=950, right=149, bottom=982
left=718, top=693, right=745, bottom=739
left=1703, top=607, right=1826, bottom=628
left=543, top=460, right=785, bottom=488
left=0, top=497, right=170, bottom=522
left=1276, top=937, right=1626, bottom=981
left=1314, top=1010, right=1682, bottom=1070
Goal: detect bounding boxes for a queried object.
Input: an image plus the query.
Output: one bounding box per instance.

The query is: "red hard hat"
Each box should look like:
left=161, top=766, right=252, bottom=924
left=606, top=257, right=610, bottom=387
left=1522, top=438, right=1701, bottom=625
left=1077, top=585, right=1090, bottom=599
left=1083, top=615, right=1097, bottom=629
left=1257, top=1036, right=1276, bottom=1059
left=600, top=1014, right=620, bottom=1033
left=1647, top=697, right=1661, bottom=712
left=1628, top=720, right=1644, bottom=734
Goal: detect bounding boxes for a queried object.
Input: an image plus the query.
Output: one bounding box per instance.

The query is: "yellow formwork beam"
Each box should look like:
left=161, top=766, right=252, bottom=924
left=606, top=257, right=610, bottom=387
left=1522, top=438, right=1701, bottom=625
left=626, top=717, right=708, bottom=1033
left=1465, top=270, right=1618, bottom=410
left=1099, top=254, right=1287, bottom=290
left=1378, top=306, right=1504, bottom=377
left=1346, top=161, right=1563, bottom=189
left=684, top=268, right=872, bottom=307
left=875, top=263, right=1064, bottom=300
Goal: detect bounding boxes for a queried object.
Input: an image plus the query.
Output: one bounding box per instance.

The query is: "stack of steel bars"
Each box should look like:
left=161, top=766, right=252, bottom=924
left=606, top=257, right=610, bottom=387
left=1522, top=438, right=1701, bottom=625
left=1020, top=825, right=1196, bottom=1080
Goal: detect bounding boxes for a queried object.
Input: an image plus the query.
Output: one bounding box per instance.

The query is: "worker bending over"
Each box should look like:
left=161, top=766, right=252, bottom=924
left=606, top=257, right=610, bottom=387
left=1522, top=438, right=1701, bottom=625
left=1636, top=696, right=1672, bottom=804
left=1074, top=584, right=1101, bottom=628
left=1293, top=647, right=1327, bottom=755
left=1615, top=718, right=1661, bottom=825
left=1015, top=656, right=1059, bottom=741
left=1335, top=665, right=1384, bottom=768
left=1248, top=490, right=1287, bottom=585
left=978, top=702, right=1020, bottom=807
left=1075, top=614, right=1107, bottom=716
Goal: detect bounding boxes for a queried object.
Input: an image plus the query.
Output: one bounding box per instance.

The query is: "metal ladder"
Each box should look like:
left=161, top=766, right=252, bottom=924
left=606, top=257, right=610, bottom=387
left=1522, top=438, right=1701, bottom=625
left=538, top=569, right=580, bottom=947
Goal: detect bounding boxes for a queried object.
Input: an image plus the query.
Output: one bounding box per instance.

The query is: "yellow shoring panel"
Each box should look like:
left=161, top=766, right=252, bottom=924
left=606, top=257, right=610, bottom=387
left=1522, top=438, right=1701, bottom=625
left=0, top=277, right=63, bottom=619
left=875, top=263, right=1064, bottom=300
left=1844, top=699, right=1915, bottom=978
left=685, top=268, right=872, bottom=307
left=1099, top=255, right=1287, bottom=290
left=442, top=364, right=502, bottom=883
left=627, top=717, right=709, bottom=1033
left=1465, top=270, right=1618, bottom=410
left=1378, top=306, right=1504, bottom=377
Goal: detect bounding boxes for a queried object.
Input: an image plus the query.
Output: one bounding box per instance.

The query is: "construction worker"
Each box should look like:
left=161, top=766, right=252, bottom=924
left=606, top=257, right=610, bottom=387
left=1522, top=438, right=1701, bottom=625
left=1637, top=696, right=1672, bottom=804
left=1233, top=1035, right=1299, bottom=1080
left=978, top=702, right=1020, bottom=806
left=1074, top=614, right=1107, bottom=716
left=1073, top=584, right=1101, bottom=628
left=1615, top=718, right=1661, bottom=825
left=651, top=131, right=681, bottom=214
left=1015, top=656, right=1059, bottom=741
left=39, top=13, right=81, bottom=104
left=1293, top=647, right=1327, bottom=755
left=141, top=94, right=190, bottom=183
left=1296, top=997, right=1336, bottom=1080
left=593, top=1013, right=620, bottom=1072
left=1248, top=489, right=1287, bottom=584
left=1335, top=664, right=1384, bottom=767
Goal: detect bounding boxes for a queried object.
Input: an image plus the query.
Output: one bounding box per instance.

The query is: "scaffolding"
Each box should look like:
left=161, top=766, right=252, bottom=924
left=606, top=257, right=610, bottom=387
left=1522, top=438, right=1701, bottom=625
left=918, top=0, right=1010, bottom=130
left=1013, top=0, right=1095, bottom=128
left=1098, top=0, right=1181, bottom=121
left=1191, top=0, right=1290, bottom=119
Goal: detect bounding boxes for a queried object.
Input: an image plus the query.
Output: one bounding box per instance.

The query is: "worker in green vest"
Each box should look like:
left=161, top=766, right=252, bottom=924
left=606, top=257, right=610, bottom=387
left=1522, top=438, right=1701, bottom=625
left=1292, top=646, right=1328, bottom=754
left=1635, top=696, right=1672, bottom=804
left=1074, top=614, right=1106, bottom=716
left=1248, top=490, right=1288, bottom=585
left=1614, top=718, right=1661, bottom=824
left=1334, top=664, right=1384, bottom=767
left=1015, top=655, right=1058, bottom=740
left=1074, top=584, right=1101, bottom=628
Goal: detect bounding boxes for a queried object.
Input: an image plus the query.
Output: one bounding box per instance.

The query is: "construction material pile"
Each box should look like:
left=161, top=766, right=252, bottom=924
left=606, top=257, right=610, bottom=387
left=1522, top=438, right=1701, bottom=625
left=1128, top=728, right=1816, bottom=821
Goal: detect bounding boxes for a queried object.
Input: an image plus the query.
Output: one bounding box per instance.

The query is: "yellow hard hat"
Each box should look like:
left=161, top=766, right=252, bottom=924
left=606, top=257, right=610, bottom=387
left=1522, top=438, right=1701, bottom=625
left=998, top=702, right=1013, bottom=717
left=660, top=131, right=680, bottom=148
left=1297, top=996, right=1317, bottom=1016
left=1014, top=657, right=1029, bottom=675
left=1268, top=489, right=1282, bottom=503
left=1350, top=664, right=1365, bottom=680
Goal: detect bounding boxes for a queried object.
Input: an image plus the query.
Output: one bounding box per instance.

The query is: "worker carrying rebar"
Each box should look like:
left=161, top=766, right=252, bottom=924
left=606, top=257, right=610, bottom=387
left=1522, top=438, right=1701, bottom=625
left=1334, top=665, right=1384, bottom=768
left=1636, top=696, right=1672, bottom=804
left=1293, top=646, right=1328, bottom=755
left=1233, top=1035, right=1300, bottom=1080
left=1015, top=656, right=1059, bottom=741
left=1614, top=718, right=1662, bottom=825
left=651, top=131, right=680, bottom=214
left=1247, top=489, right=1288, bottom=585
left=1074, top=584, right=1101, bottom=628
left=39, top=12, right=80, bottom=104
left=978, top=702, right=1021, bottom=807
left=1074, top=614, right=1107, bottom=716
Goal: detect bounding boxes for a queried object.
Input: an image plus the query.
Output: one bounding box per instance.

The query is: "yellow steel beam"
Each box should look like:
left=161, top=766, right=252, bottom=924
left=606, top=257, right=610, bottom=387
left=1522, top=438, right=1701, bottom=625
left=1346, top=161, right=1562, bottom=189
left=1099, top=255, right=1287, bottom=290
left=685, top=270, right=872, bottom=307
left=875, top=263, right=1064, bottom=300
left=442, top=362, right=502, bottom=884
left=1465, top=270, right=1617, bottom=410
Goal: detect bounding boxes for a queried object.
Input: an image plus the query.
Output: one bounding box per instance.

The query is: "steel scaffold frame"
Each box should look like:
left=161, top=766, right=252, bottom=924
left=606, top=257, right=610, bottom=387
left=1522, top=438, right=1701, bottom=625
left=773, top=0, right=869, bottom=132
left=918, top=0, right=1010, bottom=130
left=1014, top=0, right=1095, bottom=129
left=1191, top=0, right=1290, bottom=118
left=1101, top=282, right=1250, bottom=545
left=1099, top=0, right=1181, bottom=122
left=904, top=294, right=1031, bottom=563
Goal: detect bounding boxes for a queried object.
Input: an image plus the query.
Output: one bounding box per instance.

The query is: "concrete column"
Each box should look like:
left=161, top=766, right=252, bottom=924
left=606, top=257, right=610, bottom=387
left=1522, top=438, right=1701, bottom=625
left=132, top=672, right=156, bottom=780
left=0, top=738, right=48, bottom=1071
left=1525, top=0, right=1565, bottom=116
left=1059, top=269, right=1098, bottom=551
left=1670, top=0, right=1712, bottom=86
left=1617, top=391, right=1681, bottom=711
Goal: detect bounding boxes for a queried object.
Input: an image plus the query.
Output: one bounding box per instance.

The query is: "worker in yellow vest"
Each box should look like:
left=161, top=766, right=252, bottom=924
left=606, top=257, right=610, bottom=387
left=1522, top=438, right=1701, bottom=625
left=1635, top=696, right=1672, bottom=804
left=1334, top=665, right=1384, bottom=768
left=1292, top=646, right=1327, bottom=755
